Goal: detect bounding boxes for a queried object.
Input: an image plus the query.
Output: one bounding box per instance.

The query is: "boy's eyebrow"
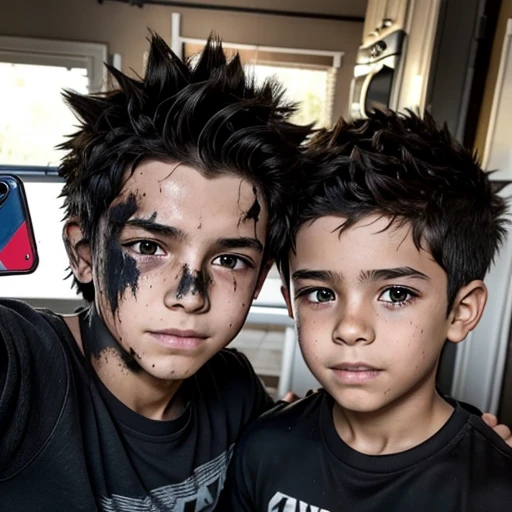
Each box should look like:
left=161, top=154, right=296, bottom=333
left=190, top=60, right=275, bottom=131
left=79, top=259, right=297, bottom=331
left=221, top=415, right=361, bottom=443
left=359, top=267, right=430, bottom=282
left=124, top=218, right=185, bottom=239
left=215, top=237, right=264, bottom=252
left=292, top=269, right=341, bottom=282
left=292, top=267, right=430, bottom=284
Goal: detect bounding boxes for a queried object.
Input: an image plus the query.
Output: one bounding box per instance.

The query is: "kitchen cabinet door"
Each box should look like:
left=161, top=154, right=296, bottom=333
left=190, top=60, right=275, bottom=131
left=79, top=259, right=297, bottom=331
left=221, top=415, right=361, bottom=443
left=384, top=0, right=410, bottom=31
left=362, top=0, right=387, bottom=46
left=362, top=0, right=410, bottom=46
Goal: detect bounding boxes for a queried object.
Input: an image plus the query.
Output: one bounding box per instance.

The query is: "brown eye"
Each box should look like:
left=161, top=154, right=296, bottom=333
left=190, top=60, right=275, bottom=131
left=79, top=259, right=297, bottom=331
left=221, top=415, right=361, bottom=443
left=219, top=255, right=237, bottom=269
left=212, top=255, right=248, bottom=270
left=139, top=241, right=158, bottom=255
left=379, top=286, right=417, bottom=305
left=388, top=287, right=408, bottom=302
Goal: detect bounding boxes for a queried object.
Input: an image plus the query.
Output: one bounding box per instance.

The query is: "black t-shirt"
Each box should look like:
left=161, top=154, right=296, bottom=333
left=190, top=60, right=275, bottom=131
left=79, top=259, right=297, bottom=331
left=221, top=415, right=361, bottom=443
left=225, top=390, right=512, bottom=511
left=0, top=299, right=273, bottom=511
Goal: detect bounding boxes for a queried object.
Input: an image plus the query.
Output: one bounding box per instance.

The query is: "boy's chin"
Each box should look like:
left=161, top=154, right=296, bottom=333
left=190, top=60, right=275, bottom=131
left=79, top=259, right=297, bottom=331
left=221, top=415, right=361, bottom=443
left=329, top=389, right=398, bottom=415
left=138, top=358, right=205, bottom=382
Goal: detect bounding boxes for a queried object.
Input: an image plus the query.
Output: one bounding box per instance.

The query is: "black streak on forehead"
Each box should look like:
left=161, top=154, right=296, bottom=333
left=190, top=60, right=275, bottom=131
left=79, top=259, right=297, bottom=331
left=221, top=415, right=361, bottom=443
left=176, top=264, right=211, bottom=300
left=104, top=193, right=140, bottom=316
left=242, top=186, right=261, bottom=239
left=244, top=186, right=261, bottom=223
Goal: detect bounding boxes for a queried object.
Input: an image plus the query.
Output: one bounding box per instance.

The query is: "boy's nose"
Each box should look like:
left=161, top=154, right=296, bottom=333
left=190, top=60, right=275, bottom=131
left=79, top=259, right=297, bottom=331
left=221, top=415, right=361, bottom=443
left=332, top=301, right=375, bottom=346
left=163, top=265, right=211, bottom=313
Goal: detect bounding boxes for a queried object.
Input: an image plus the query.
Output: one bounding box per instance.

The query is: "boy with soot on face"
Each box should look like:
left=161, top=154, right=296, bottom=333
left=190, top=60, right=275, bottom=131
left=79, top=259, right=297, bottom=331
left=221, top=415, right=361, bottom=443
left=224, top=110, right=512, bottom=512
left=0, top=33, right=311, bottom=510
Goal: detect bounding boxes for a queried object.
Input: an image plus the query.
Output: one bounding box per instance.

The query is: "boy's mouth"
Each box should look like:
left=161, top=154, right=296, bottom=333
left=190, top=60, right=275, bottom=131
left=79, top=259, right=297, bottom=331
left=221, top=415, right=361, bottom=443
left=330, top=362, right=382, bottom=384
left=151, top=328, right=206, bottom=338
left=148, top=329, right=209, bottom=350
left=331, top=362, right=380, bottom=371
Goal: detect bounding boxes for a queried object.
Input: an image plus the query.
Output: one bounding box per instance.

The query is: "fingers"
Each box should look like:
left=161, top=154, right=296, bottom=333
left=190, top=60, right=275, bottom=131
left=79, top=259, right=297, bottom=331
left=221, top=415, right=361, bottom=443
left=482, top=413, right=512, bottom=448
left=494, top=424, right=512, bottom=447
left=282, top=391, right=301, bottom=403
left=481, top=413, right=498, bottom=428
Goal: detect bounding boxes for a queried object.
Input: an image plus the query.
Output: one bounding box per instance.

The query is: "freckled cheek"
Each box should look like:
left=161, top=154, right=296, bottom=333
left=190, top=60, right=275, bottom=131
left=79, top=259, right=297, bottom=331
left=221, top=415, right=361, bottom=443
left=217, top=288, right=253, bottom=331
left=297, top=324, right=318, bottom=351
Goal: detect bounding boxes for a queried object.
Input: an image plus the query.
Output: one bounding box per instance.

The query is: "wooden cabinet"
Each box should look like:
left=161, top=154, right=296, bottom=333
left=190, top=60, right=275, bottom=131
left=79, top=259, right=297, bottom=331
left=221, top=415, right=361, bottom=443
left=385, top=0, right=410, bottom=31
left=362, top=0, right=409, bottom=46
left=362, top=0, right=387, bottom=45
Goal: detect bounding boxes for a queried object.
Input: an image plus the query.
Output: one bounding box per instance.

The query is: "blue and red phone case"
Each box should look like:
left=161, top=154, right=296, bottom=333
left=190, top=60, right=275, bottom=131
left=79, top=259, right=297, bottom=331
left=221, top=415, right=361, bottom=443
left=0, top=175, right=38, bottom=274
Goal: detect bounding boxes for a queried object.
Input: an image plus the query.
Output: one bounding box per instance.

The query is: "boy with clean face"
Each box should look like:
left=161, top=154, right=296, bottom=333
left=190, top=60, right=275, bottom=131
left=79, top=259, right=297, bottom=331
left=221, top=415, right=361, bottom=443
left=0, top=34, right=310, bottom=510
left=225, top=110, right=512, bottom=511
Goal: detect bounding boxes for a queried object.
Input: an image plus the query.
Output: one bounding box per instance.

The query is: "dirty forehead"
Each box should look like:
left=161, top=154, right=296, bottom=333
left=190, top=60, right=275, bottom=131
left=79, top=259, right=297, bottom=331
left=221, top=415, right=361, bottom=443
left=111, top=161, right=267, bottom=238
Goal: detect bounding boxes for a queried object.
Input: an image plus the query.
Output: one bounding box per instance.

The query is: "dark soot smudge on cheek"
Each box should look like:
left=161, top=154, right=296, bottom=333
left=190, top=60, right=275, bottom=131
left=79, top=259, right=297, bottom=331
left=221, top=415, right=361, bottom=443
left=103, top=193, right=141, bottom=315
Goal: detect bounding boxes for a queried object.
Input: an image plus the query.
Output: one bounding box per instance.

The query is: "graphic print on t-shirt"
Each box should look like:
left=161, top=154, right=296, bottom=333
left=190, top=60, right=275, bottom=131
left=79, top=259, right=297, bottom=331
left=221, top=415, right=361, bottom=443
left=268, top=492, right=331, bottom=512
left=100, top=446, right=233, bottom=511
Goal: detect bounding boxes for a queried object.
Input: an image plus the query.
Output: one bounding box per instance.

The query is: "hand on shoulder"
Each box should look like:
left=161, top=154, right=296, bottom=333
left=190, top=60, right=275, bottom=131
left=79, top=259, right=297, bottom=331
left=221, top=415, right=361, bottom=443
left=482, top=413, right=512, bottom=447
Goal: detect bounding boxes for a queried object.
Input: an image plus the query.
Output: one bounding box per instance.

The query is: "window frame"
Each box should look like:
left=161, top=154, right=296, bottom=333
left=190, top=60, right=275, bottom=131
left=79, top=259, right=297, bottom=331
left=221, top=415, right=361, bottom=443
left=0, top=36, right=107, bottom=93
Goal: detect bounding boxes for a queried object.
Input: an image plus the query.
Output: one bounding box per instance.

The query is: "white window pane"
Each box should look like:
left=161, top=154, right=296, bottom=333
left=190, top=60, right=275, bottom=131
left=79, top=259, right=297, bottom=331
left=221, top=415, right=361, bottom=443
left=247, top=64, right=333, bottom=128
left=0, top=63, right=88, bottom=166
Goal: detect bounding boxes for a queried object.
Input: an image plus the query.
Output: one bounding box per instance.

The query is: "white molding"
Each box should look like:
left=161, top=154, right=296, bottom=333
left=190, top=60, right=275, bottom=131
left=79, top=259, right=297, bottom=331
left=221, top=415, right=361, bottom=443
left=169, top=13, right=343, bottom=69
left=418, top=0, right=442, bottom=112
left=0, top=36, right=107, bottom=92
left=482, top=19, right=512, bottom=170
left=110, top=52, right=122, bottom=71
left=180, top=36, right=344, bottom=68
left=171, top=12, right=183, bottom=59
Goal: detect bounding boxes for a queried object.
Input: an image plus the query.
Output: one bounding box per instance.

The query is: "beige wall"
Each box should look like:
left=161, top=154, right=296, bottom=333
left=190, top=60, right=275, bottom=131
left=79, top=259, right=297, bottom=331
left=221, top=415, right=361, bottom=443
left=161, top=0, right=367, bottom=18
left=474, top=0, right=512, bottom=158
left=0, top=0, right=364, bottom=120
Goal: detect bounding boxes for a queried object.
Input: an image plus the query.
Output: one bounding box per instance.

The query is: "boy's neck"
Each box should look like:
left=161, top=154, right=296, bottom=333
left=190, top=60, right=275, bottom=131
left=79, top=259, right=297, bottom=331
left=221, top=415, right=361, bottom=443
left=94, top=355, right=186, bottom=421
left=332, top=384, right=454, bottom=456
left=76, top=307, right=187, bottom=421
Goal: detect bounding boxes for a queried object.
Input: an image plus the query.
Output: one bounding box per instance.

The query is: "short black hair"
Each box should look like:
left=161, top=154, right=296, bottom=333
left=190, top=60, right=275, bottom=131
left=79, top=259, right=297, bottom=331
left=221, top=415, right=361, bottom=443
left=281, top=109, right=508, bottom=310
left=59, top=33, right=311, bottom=301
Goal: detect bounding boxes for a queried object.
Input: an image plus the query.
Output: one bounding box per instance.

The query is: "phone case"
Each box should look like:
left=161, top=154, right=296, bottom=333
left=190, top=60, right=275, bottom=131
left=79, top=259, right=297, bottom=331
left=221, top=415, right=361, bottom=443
left=0, top=175, right=39, bottom=274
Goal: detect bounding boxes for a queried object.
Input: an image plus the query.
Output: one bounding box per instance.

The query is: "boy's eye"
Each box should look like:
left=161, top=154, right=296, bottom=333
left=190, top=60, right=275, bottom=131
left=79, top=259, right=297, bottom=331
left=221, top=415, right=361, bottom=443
left=307, top=288, right=335, bottom=303
left=212, top=255, right=247, bottom=270
left=129, top=241, right=165, bottom=256
left=379, top=287, right=414, bottom=303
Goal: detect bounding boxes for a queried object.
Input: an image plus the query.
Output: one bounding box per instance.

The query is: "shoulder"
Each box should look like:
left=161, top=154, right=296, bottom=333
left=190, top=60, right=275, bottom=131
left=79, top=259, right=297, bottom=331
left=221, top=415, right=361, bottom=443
left=466, top=413, right=512, bottom=460
left=0, top=298, right=66, bottom=330
left=192, top=348, right=274, bottom=419
left=195, top=348, right=261, bottom=390
left=239, top=390, right=327, bottom=449
left=0, top=298, right=71, bottom=351
left=459, top=414, right=512, bottom=503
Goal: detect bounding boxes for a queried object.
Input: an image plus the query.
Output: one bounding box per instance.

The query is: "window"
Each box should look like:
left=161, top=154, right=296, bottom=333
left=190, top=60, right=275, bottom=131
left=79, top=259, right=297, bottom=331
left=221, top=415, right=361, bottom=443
left=0, top=36, right=107, bottom=167
left=248, top=63, right=336, bottom=129
left=183, top=42, right=342, bottom=129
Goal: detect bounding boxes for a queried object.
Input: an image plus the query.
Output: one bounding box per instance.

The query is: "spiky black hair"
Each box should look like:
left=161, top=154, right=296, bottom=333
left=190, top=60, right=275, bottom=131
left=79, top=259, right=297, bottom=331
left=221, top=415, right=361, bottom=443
left=59, top=33, right=311, bottom=300
left=280, top=109, right=508, bottom=309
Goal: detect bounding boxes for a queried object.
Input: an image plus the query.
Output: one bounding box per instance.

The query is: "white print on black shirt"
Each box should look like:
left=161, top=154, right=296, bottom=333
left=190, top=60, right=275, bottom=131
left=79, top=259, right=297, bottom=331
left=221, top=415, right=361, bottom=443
left=268, top=492, right=331, bottom=512
left=100, top=446, right=233, bottom=512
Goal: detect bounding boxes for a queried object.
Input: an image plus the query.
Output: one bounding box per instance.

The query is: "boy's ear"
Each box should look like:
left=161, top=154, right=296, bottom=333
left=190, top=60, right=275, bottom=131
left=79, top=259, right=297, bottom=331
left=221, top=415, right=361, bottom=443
left=63, top=220, right=93, bottom=284
left=446, top=280, right=487, bottom=343
left=253, top=260, right=273, bottom=300
left=281, top=285, right=294, bottom=319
